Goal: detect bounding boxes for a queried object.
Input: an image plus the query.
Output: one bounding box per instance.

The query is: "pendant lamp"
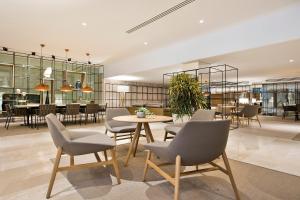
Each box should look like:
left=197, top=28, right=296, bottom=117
left=81, top=53, right=93, bottom=93
left=60, top=49, right=72, bottom=92
left=34, top=44, right=49, bottom=92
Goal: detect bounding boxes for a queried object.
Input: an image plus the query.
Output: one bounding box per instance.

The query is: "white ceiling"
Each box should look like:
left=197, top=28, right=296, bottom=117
left=0, top=0, right=298, bottom=63
left=128, top=39, right=300, bottom=83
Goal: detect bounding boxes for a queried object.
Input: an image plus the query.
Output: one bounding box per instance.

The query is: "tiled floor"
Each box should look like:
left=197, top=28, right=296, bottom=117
left=0, top=116, right=300, bottom=199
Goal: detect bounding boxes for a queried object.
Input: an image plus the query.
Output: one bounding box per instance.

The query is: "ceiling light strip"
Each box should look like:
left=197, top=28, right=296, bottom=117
left=126, top=0, right=197, bottom=34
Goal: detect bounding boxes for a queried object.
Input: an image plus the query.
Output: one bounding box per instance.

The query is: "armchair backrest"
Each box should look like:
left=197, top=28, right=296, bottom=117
left=46, top=113, right=70, bottom=148
left=168, top=120, right=230, bottom=166
left=241, top=105, right=259, bottom=118
left=105, top=108, right=133, bottom=128
left=191, top=109, right=215, bottom=121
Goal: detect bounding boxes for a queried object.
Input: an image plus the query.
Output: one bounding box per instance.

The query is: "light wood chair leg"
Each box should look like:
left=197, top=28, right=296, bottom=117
left=125, top=122, right=142, bottom=166
left=174, top=155, right=181, bottom=200
left=110, top=149, right=121, bottom=184
left=142, top=150, right=152, bottom=181
left=94, top=152, right=101, bottom=162
left=70, top=156, right=74, bottom=166
left=222, top=152, right=240, bottom=200
left=46, top=148, right=62, bottom=199
left=133, top=130, right=141, bottom=157
left=103, top=150, right=108, bottom=161
left=256, top=115, right=261, bottom=127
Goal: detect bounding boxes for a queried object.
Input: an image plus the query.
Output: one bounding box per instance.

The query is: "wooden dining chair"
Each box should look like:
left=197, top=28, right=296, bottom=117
left=35, top=104, right=56, bottom=129
left=84, top=103, right=100, bottom=124
left=62, top=104, right=81, bottom=125
left=45, top=113, right=121, bottom=198
left=143, top=120, right=240, bottom=200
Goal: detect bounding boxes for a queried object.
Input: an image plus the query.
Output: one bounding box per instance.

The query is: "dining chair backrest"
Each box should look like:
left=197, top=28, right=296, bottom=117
left=105, top=108, right=133, bottom=127
left=99, top=103, right=107, bottom=112
left=4, top=104, right=12, bottom=115
left=240, top=105, right=259, bottom=118
left=39, top=104, right=56, bottom=116
left=216, top=104, right=232, bottom=115
left=85, top=103, right=100, bottom=114
left=190, top=109, right=215, bottom=121
left=296, top=104, right=300, bottom=112
left=168, top=120, right=230, bottom=166
left=66, top=104, right=80, bottom=115
left=45, top=113, right=70, bottom=148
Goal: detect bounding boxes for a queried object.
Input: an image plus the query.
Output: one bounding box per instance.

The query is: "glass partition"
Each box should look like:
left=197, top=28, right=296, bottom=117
left=0, top=49, right=104, bottom=112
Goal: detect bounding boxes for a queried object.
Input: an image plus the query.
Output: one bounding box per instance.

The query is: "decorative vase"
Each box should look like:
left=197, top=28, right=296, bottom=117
left=136, top=111, right=145, bottom=118
left=75, top=80, right=81, bottom=89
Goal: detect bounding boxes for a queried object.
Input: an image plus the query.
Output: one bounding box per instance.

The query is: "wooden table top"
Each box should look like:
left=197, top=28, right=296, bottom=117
left=113, top=115, right=172, bottom=123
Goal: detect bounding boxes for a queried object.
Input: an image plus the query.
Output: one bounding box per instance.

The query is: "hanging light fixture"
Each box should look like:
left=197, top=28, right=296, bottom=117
left=34, top=44, right=49, bottom=91
left=81, top=53, right=93, bottom=93
left=60, top=49, right=72, bottom=92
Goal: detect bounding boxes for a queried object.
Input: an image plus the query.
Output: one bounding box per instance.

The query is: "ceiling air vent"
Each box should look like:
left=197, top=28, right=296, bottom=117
left=126, top=0, right=197, bottom=34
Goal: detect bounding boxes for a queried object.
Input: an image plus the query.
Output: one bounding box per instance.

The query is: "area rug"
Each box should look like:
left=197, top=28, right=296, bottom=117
left=57, top=144, right=300, bottom=200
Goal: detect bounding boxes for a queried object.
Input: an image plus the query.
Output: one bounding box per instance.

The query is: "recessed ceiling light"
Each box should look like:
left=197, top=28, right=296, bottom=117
left=289, top=59, right=294, bottom=63
left=144, top=42, right=148, bottom=45
left=199, top=19, right=205, bottom=24
left=81, top=22, right=87, bottom=26
left=108, top=75, right=142, bottom=81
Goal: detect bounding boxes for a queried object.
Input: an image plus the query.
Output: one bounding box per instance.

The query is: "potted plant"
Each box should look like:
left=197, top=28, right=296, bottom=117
left=135, top=107, right=151, bottom=118
left=168, top=73, right=207, bottom=123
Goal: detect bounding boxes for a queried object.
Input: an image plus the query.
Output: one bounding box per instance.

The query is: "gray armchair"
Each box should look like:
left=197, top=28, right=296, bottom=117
left=237, top=104, right=261, bottom=127
left=45, top=113, right=120, bottom=199
left=105, top=108, right=137, bottom=142
left=164, top=109, right=215, bottom=141
left=143, top=120, right=240, bottom=200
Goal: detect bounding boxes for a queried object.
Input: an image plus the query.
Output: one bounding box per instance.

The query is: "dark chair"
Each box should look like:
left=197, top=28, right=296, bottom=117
left=236, top=104, right=261, bottom=127
left=45, top=113, right=120, bottom=198
left=4, top=104, right=27, bottom=129
left=143, top=120, right=240, bottom=200
left=62, top=104, right=81, bottom=125
left=98, top=103, right=107, bottom=120
left=35, top=104, right=56, bottom=129
left=294, top=104, right=300, bottom=121
left=164, top=109, right=215, bottom=141
left=84, top=103, right=100, bottom=124
left=282, top=104, right=296, bottom=120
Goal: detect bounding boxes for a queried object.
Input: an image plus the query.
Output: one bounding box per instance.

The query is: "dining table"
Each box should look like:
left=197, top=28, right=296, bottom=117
left=13, top=103, right=105, bottom=128
left=113, top=115, right=173, bottom=166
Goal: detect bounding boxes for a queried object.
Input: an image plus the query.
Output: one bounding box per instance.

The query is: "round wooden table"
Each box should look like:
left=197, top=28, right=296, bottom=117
left=113, top=115, right=172, bottom=166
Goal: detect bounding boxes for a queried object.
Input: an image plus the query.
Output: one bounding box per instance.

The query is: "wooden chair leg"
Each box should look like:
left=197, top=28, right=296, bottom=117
left=133, top=131, right=141, bottom=157
left=46, top=148, right=62, bottom=199
left=256, top=115, right=261, bottom=127
left=222, top=152, right=240, bottom=200
left=70, top=156, right=74, bottom=166
left=105, top=129, right=108, bottom=135
left=174, top=155, right=181, bottom=200
left=110, top=149, right=121, bottom=184
left=94, top=152, right=101, bottom=162
left=103, top=150, right=108, bottom=161
left=142, top=150, right=151, bottom=181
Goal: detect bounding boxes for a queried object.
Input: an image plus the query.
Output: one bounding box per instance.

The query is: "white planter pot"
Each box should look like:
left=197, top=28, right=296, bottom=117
left=172, top=114, right=190, bottom=124
left=136, top=111, right=145, bottom=118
